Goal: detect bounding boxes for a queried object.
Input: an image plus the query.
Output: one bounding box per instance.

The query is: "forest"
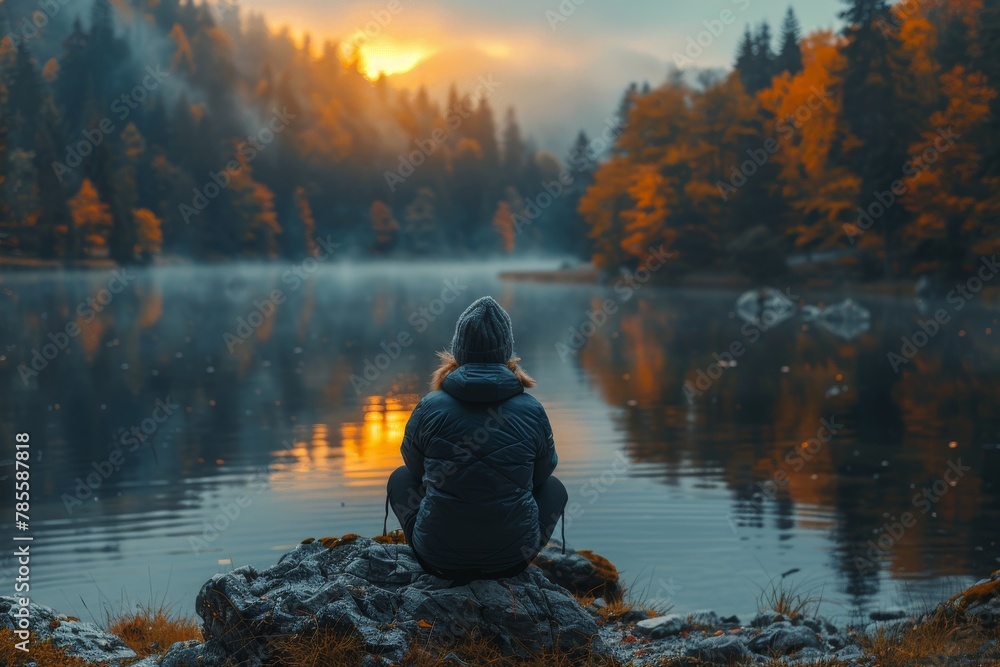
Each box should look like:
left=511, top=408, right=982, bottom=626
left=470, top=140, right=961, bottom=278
left=0, top=0, right=998, bottom=282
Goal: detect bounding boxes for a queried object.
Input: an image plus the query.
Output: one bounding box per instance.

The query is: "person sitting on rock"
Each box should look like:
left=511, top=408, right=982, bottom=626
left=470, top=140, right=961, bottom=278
left=385, top=295, right=568, bottom=582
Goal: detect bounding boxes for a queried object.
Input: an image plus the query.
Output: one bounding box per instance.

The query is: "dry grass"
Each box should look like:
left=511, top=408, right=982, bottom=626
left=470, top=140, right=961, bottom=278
left=265, top=630, right=369, bottom=666
left=856, top=608, right=1000, bottom=667
left=574, top=592, right=659, bottom=625
left=263, top=631, right=621, bottom=667
left=855, top=572, right=1000, bottom=667
left=105, top=602, right=202, bottom=659
left=0, top=630, right=99, bottom=667
left=858, top=611, right=1000, bottom=667
left=756, top=577, right=822, bottom=620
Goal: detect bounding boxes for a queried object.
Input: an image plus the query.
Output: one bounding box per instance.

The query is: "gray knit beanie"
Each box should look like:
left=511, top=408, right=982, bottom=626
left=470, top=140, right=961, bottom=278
left=451, top=296, right=514, bottom=365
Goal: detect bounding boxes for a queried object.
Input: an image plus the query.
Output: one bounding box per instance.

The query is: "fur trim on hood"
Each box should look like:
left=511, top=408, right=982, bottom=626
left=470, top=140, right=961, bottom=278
left=429, top=351, right=536, bottom=391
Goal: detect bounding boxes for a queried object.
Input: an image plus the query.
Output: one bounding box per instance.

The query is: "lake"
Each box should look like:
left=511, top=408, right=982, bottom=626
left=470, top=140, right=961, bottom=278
left=1, top=262, right=998, bottom=624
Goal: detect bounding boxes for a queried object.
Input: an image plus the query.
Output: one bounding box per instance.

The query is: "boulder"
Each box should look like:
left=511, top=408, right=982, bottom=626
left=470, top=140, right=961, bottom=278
left=0, top=596, right=136, bottom=665
left=531, top=541, right=623, bottom=601
left=954, top=571, right=1000, bottom=628
left=687, top=609, right=720, bottom=629
left=633, top=613, right=686, bottom=639
left=684, top=634, right=753, bottom=663
left=747, top=621, right=822, bottom=656
left=160, top=639, right=205, bottom=667
left=194, top=536, right=606, bottom=666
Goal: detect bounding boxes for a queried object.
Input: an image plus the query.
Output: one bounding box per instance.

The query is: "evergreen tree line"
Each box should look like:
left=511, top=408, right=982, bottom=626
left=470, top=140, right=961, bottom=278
left=0, top=0, right=596, bottom=263
left=582, top=1, right=1000, bottom=282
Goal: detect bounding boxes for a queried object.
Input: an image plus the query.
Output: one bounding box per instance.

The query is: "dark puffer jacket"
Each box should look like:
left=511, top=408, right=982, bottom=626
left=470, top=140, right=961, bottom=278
left=401, top=362, right=558, bottom=575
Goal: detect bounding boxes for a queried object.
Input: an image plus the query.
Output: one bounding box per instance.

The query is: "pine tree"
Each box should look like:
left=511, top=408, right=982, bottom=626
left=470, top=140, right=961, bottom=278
left=776, top=7, right=803, bottom=75
left=613, top=82, right=638, bottom=142
left=979, top=0, right=1000, bottom=176
left=735, top=25, right=756, bottom=92
left=501, top=107, right=526, bottom=186
left=839, top=0, right=913, bottom=276
left=9, top=43, right=43, bottom=148
left=33, top=99, right=72, bottom=259
left=754, top=22, right=776, bottom=89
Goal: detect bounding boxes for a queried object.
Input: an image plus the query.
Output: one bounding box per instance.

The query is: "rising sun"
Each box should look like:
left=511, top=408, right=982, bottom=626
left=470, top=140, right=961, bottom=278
left=342, top=34, right=432, bottom=80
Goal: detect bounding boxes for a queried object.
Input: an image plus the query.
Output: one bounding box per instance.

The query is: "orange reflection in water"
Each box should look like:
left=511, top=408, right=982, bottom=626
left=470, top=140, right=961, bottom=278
left=339, top=394, right=418, bottom=487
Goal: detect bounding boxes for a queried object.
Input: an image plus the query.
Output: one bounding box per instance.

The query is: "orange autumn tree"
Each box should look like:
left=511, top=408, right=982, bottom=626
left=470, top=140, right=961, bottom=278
left=580, top=82, right=722, bottom=272
left=758, top=31, right=861, bottom=253
left=901, top=66, right=999, bottom=275
left=578, top=156, right=635, bottom=269
left=132, top=208, right=163, bottom=257
left=492, top=201, right=516, bottom=253
left=370, top=200, right=398, bottom=252
left=68, top=179, right=112, bottom=257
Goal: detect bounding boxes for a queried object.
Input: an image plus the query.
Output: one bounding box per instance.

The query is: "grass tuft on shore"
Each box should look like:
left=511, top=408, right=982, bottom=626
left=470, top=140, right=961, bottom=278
left=265, top=630, right=622, bottom=667
left=756, top=576, right=823, bottom=620
left=0, top=630, right=96, bottom=667
left=856, top=606, right=1000, bottom=667
left=106, top=602, right=202, bottom=659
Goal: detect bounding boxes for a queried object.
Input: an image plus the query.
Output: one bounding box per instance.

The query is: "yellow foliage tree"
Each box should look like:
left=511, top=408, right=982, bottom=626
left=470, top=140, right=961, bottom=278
left=132, top=208, right=163, bottom=257
left=492, top=201, right=516, bottom=253
left=68, top=179, right=112, bottom=255
left=758, top=32, right=862, bottom=250
left=901, top=66, right=999, bottom=274
left=370, top=200, right=398, bottom=252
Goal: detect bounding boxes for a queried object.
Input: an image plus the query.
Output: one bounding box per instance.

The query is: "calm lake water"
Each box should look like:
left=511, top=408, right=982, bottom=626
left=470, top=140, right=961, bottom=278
left=1, top=262, right=998, bottom=624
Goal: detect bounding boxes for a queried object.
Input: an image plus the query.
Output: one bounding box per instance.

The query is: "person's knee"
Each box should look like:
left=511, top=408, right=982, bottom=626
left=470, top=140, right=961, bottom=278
left=547, top=476, right=568, bottom=506
left=536, top=476, right=568, bottom=525
left=387, top=466, right=414, bottom=496
left=538, top=475, right=568, bottom=507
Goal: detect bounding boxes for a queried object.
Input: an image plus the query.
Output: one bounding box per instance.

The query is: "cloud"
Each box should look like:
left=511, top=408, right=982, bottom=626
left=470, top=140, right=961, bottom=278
left=238, top=0, right=843, bottom=152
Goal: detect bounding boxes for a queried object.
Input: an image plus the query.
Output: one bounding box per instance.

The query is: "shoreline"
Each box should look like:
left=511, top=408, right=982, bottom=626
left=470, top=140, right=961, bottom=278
left=4, top=257, right=996, bottom=301
left=1, top=536, right=997, bottom=666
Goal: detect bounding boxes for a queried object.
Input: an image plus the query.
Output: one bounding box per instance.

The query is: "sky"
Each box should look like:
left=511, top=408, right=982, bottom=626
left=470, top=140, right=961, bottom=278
left=239, top=0, right=846, bottom=153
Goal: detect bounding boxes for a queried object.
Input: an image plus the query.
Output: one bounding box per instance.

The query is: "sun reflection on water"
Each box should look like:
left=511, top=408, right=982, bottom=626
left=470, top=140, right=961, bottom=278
left=339, top=394, right=418, bottom=486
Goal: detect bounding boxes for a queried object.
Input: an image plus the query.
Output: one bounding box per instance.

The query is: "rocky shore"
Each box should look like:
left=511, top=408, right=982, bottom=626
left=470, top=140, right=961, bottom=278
left=2, top=535, right=998, bottom=666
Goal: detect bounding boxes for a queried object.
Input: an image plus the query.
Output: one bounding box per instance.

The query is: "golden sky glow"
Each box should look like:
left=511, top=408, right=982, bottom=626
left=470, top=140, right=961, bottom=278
left=342, top=34, right=436, bottom=80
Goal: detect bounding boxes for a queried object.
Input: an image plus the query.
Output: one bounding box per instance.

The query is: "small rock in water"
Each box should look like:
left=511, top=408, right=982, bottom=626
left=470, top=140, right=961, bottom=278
left=869, top=608, right=908, bottom=621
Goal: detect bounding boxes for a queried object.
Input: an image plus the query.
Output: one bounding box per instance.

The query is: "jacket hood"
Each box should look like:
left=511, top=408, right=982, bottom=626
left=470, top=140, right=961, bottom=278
left=441, top=363, right=524, bottom=403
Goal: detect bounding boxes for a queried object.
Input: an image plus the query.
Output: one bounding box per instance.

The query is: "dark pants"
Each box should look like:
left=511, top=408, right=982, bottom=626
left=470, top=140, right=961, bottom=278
left=386, top=466, right=568, bottom=579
